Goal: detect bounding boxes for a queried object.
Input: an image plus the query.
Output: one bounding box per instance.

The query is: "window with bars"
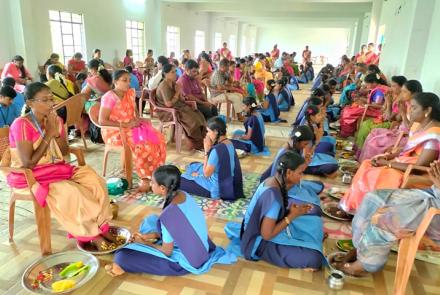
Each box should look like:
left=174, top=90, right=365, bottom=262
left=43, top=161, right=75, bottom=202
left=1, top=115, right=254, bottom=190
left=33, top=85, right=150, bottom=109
left=49, top=10, right=86, bottom=65
left=194, top=30, right=205, bottom=56
left=126, top=20, right=145, bottom=63
left=166, top=26, right=180, bottom=57
left=214, top=32, right=222, bottom=51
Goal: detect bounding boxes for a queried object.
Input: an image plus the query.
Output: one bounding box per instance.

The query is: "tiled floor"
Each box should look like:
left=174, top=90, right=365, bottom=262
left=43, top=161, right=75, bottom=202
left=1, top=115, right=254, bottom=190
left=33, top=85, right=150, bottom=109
left=1, top=85, right=439, bottom=295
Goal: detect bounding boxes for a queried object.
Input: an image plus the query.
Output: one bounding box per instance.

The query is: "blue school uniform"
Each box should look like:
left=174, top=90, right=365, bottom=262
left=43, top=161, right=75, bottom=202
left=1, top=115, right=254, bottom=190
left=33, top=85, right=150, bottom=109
left=260, top=93, right=280, bottom=122
left=0, top=104, right=20, bottom=127
left=232, top=113, right=267, bottom=154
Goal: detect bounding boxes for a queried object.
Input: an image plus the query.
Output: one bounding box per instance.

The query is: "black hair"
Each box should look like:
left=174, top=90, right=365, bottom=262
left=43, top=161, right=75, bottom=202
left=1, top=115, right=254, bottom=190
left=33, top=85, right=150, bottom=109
left=207, top=116, right=227, bottom=144
left=219, top=58, right=229, bottom=67
left=1, top=77, right=16, bottom=87
left=173, top=59, right=180, bottom=67
left=404, top=80, right=423, bottom=94
left=327, top=79, right=337, bottom=87
left=185, top=59, right=199, bottom=70
left=309, top=96, right=323, bottom=106
left=93, top=48, right=101, bottom=54
left=12, top=55, right=24, bottom=62
left=266, top=79, right=276, bottom=92
left=364, top=73, right=381, bottom=84
left=157, top=56, right=169, bottom=66
left=125, top=65, right=133, bottom=73
left=153, top=165, right=181, bottom=209
left=76, top=72, right=87, bottom=81
left=0, top=85, right=17, bottom=99
left=88, top=59, right=112, bottom=85
left=367, top=64, right=381, bottom=74
left=125, top=49, right=132, bottom=57
left=50, top=53, right=59, bottom=59
left=391, top=76, right=407, bottom=87
left=288, top=125, right=314, bottom=151
left=147, top=49, right=153, bottom=54
left=413, top=92, right=440, bottom=121
left=12, top=55, right=26, bottom=78
left=160, top=63, right=175, bottom=83
left=304, top=104, right=321, bottom=137
left=275, top=151, right=305, bottom=216
left=243, top=96, right=258, bottom=115
left=276, top=79, right=287, bottom=87
left=73, top=52, right=83, bottom=59
left=312, top=88, right=325, bottom=97
left=47, top=64, right=63, bottom=78
left=113, top=69, right=129, bottom=83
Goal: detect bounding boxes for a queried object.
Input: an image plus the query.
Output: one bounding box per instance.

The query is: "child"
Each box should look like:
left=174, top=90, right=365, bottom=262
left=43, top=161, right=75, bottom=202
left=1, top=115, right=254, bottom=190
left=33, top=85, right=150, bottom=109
left=107, top=165, right=236, bottom=276
left=260, top=79, right=282, bottom=122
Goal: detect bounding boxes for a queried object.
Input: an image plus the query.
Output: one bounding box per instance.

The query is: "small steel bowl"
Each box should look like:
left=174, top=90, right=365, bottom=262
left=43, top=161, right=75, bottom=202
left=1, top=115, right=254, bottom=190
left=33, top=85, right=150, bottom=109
left=77, top=226, right=131, bottom=255
left=22, top=250, right=99, bottom=294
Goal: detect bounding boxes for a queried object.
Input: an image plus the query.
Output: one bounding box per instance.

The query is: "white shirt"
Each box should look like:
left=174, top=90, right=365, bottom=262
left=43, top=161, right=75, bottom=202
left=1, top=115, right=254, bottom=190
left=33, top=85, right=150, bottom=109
left=148, top=70, right=163, bottom=90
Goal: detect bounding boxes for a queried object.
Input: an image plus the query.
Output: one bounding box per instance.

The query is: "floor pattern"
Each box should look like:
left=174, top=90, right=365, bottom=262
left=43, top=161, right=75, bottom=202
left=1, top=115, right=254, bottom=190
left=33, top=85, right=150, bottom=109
left=1, top=86, right=439, bottom=295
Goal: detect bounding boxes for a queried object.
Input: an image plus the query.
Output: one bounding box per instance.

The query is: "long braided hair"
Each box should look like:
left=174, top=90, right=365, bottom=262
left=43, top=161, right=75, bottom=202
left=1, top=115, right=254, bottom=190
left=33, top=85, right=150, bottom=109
left=275, top=151, right=305, bottom=218
left=304, top=104, right=320, bottom=143
left=153, top=165, right=182, bottom=209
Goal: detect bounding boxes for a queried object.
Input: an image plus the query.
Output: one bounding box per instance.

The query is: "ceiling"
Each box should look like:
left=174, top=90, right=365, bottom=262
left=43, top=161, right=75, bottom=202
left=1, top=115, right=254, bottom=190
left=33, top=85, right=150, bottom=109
left=162, top=0, right=372, bottom=28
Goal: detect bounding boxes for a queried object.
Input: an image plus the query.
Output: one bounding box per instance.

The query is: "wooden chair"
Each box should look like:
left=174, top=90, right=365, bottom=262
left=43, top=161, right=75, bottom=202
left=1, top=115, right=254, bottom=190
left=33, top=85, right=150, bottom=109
left=148, top=89, right=197, bottom=153
left=53, top=93, right=88, bottom=149
left=0, top=132, right=86, bottom=256
left=88, top=103, right=133, bottom=188
left=0, top=127, right=9, bottom=160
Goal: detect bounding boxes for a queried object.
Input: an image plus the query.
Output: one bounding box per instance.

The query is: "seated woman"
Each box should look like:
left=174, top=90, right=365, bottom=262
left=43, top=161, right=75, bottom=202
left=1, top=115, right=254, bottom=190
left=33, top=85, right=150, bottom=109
left=99, top=70, right=166, bottom=193
left=106, top=165, right=236, bottom=276
left=301, top=105, right=339, bottom=176
left=82, top=59, right=112, bottom=113
left=275, top=79, right=291, bottom=112
left=198, top=52, right=214, bottom=88
left=1, top=55, right=33, bottom=92
left=293, top=89, right=325, bottom=127
left=180, top=117, right=243, bottom=200
left=231, top=96, right=267, bottom=154
left=156, top=63, right=206, bottom=150
left=42, top=53, right=65, bottom=82
left=260, top=125, right=325, bottom=206
left=335, top=160, right=440, bottom=277
left=259, top=80, right=281, bottom=122
left=0, top=85, right=20, bottom=127
left=254, top=54, right=273, bottom=85
left=358, top=80, right=423, bottom=162
left=45, top=65, right=76, bottom=104
left=355, top=75, right=407, bottom=150
left=340, top=92, right=440, bottom=214
left=4, top=82, right=113, bottom=250
left=339, top=73, right=389, bottom=138
left=225, top=151, right=324, bottom=270
left=67, top=52, right=86, bottom=82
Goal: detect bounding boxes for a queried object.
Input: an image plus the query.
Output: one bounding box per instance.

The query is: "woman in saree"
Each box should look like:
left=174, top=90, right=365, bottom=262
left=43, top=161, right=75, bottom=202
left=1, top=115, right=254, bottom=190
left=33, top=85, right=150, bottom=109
left=4, top=82, right=113, bottom=249
left=355, top=75, right=407, bottom=150
left=358, top=80, right=423, bottom=162
left=180, top=116, right=244, bottom=201
left=231, top=96, right=268, bottom=154
left=334, top=160, right=440, bottom=277
left=67, top=52, right=86, bottom=82
left=340, top=92, right=440, bottom=214
left=301, top=105, right=338, bottom=176
left=45, top=65, right=76, bottom=104
left=339, top=73, right=389, bottom=138
left=225, top=151, right=324, bottom=270
left=106, top=165, right=236, bottom=276
left=156, top=63, right=206, bottom=150
left=99, top=70, right=166, bottom=193
left=1, top=55, right=33, bottom=92
left=82, top=59, right=112, bottom=113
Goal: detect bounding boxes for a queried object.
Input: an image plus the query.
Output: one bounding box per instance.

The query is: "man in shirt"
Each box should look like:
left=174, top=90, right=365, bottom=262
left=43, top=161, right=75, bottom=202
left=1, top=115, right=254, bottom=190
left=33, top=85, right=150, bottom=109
left=177, top=59, right=218, bottom=120
left=148, top=56, right=169, bottom=90
left=210, top=59, right=243, bottom=121
left=0, top=85, right=20, bottom=127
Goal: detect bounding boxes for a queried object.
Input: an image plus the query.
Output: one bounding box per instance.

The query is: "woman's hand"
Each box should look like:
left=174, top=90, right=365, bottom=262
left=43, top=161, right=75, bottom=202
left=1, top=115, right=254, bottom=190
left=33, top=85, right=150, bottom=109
left=45, top=112, right=60, bottom=138
left=287, top=204, right=313, bottom=220
left=129, top=232, right=157, bottom=244
left=203, top=135, right=212, bottom=154
left=371, top=157, right=389, bottom=167
left=123, top=119, right=140, bottom=128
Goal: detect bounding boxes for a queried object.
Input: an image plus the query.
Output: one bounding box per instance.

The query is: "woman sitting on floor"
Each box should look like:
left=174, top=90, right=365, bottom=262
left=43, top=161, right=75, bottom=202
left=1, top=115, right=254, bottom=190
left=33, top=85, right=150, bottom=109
left=107, top=165, right=236, bottom=277
left=99, top=70, right=166, bottom=193
left=275, top=79, right=291, bottom=112
left=180, top=116, right=244, bottom=201
left=3, top=82, right=113, bottom=250
left=260, top=125, right=325, bottom=206
left=231, top=96, right=267, bottom=154
left=156, top=63, right=206, bottom=150
left=259, top=80, right=281, bottom=122
left=293, top=89, right=325, bottom=127
left=301, top=105, right=339, bottom=176
left=340, top=92, right=440, bottom=214
left=225, top=151, right=324, bottom=270
left=339, top=73, right=389, bottom=137
left=358, top=80, right=423, bottom=162
left=335, top=160, right=440, bottom=277
left=355, top=75, right=407, bottom=150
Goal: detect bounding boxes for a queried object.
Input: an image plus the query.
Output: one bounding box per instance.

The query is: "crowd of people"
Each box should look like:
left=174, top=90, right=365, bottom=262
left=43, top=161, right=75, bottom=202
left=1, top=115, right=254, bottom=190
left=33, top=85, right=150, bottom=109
left=0, top=40, right=439, bottom=282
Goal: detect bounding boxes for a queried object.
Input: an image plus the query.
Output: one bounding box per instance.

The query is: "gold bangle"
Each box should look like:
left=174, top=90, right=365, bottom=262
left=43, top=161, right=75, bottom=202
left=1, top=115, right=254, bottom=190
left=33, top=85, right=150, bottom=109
left=284, top=217, right=291, bottom=225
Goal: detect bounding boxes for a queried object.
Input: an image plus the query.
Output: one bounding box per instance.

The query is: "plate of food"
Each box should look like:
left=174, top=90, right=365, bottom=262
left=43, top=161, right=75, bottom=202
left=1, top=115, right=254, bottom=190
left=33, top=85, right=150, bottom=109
left=327, top=187, right=346, bottom=200
left=336, top=239, right=355, bottom=252
left=77, top=226, right=131, bottom=255
left=22, top=251, right=99, bottom=294
left=322, top=202, right=353, bottom=221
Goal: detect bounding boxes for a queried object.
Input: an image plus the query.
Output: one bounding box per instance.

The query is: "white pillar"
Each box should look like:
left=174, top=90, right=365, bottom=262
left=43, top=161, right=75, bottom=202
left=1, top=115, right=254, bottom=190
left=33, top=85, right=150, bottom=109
left=368, top=0, right=383, bottom=43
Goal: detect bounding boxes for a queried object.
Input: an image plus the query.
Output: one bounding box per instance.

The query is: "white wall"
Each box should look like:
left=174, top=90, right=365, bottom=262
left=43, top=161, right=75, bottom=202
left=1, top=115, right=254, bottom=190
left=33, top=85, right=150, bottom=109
left=419, top=0, right=440, bottom=94
left=257, top=27, right=350, bottom=65
left=209, top=17, right=239, bottom=54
